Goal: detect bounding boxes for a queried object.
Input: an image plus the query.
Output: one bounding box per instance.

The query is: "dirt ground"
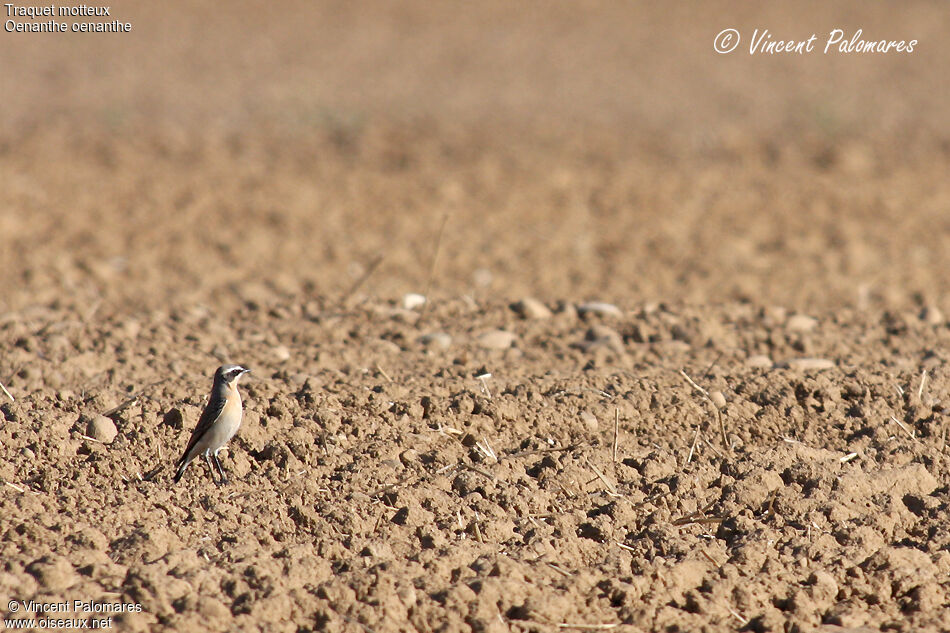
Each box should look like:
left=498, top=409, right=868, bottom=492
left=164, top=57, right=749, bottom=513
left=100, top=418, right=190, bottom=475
left=2, top=2, right=950, bottom=632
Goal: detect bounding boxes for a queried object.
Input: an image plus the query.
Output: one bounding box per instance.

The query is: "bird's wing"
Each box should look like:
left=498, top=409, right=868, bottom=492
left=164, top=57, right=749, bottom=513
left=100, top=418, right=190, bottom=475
left=176, top=395, right=227, bottom=466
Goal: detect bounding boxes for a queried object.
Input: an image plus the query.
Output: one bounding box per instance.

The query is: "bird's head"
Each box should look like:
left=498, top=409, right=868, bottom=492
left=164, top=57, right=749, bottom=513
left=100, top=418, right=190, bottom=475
left=215, top=364, right=251, bottom=386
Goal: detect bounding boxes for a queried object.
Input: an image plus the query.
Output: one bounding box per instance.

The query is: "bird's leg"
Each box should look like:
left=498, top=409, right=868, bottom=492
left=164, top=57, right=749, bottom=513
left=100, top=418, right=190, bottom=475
left=204, top=452, right=221, bottom=486
left=213, top=452, right=230, bottom=486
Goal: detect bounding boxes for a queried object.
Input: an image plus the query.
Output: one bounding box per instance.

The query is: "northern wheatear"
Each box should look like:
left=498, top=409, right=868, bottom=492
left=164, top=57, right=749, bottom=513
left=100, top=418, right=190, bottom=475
left=174, top=364, right=251, bottom=485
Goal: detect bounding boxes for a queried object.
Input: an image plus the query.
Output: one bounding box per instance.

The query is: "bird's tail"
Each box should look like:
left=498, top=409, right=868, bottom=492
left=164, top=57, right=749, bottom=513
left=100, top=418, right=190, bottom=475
left=173, top=454, right=190, bottom=483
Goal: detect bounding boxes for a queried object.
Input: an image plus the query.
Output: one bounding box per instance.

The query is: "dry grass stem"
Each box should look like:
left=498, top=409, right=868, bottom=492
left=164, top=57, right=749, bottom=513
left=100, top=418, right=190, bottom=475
left=502, top=444, right=579, bottom=461
left=672, top=499, right=724, bottom=526
left=435, top=423, right=463, bottom=436
left=587, top=388, right=613, bottom=400
left=0, top=380, right=13, bottom=403
left=463, top=464, right=497, bottom=481
left=4, top=481, right=26, bottom=493
left=888, top=415, right=919, bottom=443
left=102, top=378, right=168, bottom=417
left=419, top=213, right=450, bottom=321
left=340, top=254, right=384, bottom=307
left=726, top=605, right=749, bottom=626
left=680, top=369, right=711, bottom=399
left=763, top=489, right=778, bottom=518
left=701, top=351, right=723, bottom=379
left=545, top=562, right=573, bottom=578
left=554, top=624, right=618, bottom=631
left=679, top=370, right=729, bottom=452
left=472, top=518, right=485, bottom=543
left=585, top=457, right=618, bottom=496
left=477, top=373, right=493, bottom=399
left=375, top=363, right=393, bottom=383
left=369, top=471, right=422, bottom=498
left=918, top=369, right=928, bottom=400
left=673, top=516, right=726, bottom=526
left=612, top=408, right=620, bottom=463
left=632, top=490, right=673, bottom=510
left=474, top=437, right=497, bottom=462
left=701, top=437, right=725, bottom=459
left=686, top=428, right=701, bottom=465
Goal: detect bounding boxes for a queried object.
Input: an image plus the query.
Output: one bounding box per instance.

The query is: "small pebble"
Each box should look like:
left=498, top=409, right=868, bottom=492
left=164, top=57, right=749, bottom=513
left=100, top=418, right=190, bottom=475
left=580, top=410, right=599, bottom=432
left=555, top=301, right=578, bottom=319
left=576, top=302, right=622, bottom=318
left=511, top=297, right=552, bottom=320
left=198, top=598, right=232, bottom=621
left=574, top=325, right=624, bottom=354
left=472, top=268, right=493, bottom=288
left=786, top=314, right=818, bottom=332
left=399, top=449, right=420, bottom=466
left=303, top=301, right=322, bottom=320
left=780, top=358, right=835, bottom=371
left=402, top=293, right=427, bottom=310
left=746, top=355, right=774, bottom=369
left=273, top=345, right=291, bottom=361
left=920, top=306, right=944, bottom=325
left=418, top=332, right=452, bottom=350
left=289, top=373, right=310, bottom=386
left=764, top=306, right=787, bottom=324
left=477, top=330, right=517, bottom=350
left=360, top=540, right=393, bottom=558
left=371, top=339, right=402, bottom=355
left=397, top=585, right=418, bottom=607
left=45, top=372, right=66, bottom=389
left=709, top=390, right=727, bottom=409
left=87, top=415, right=118, bottom=444
left=26, top=556, right=78, bottom=592
left=120, top=319, right=141, bottom=339
left=808, top=570, right=839, bottom=603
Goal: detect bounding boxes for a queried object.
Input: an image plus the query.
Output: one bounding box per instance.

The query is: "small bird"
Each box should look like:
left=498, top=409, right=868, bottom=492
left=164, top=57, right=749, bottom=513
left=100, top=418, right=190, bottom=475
left=174, top=364, right=251, bottom=485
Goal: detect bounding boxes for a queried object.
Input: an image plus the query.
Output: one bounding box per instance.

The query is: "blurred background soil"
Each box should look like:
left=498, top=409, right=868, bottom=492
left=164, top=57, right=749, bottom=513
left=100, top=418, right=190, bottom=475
left=1, top=1, right=949, bottom=631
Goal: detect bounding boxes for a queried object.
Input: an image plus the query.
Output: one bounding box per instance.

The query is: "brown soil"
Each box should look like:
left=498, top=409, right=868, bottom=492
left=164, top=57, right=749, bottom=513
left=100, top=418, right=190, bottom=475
left=2, top=2, right=950, bottom=632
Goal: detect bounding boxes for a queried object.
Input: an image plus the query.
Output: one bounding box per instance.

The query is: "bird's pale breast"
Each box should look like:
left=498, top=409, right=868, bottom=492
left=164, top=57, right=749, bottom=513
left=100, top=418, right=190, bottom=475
left=199, top=384, right=243, bottom=452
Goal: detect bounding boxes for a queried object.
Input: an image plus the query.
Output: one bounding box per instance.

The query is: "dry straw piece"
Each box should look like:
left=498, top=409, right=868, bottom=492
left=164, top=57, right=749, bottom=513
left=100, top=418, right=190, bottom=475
left=679, top=370, right=730, bottom=452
